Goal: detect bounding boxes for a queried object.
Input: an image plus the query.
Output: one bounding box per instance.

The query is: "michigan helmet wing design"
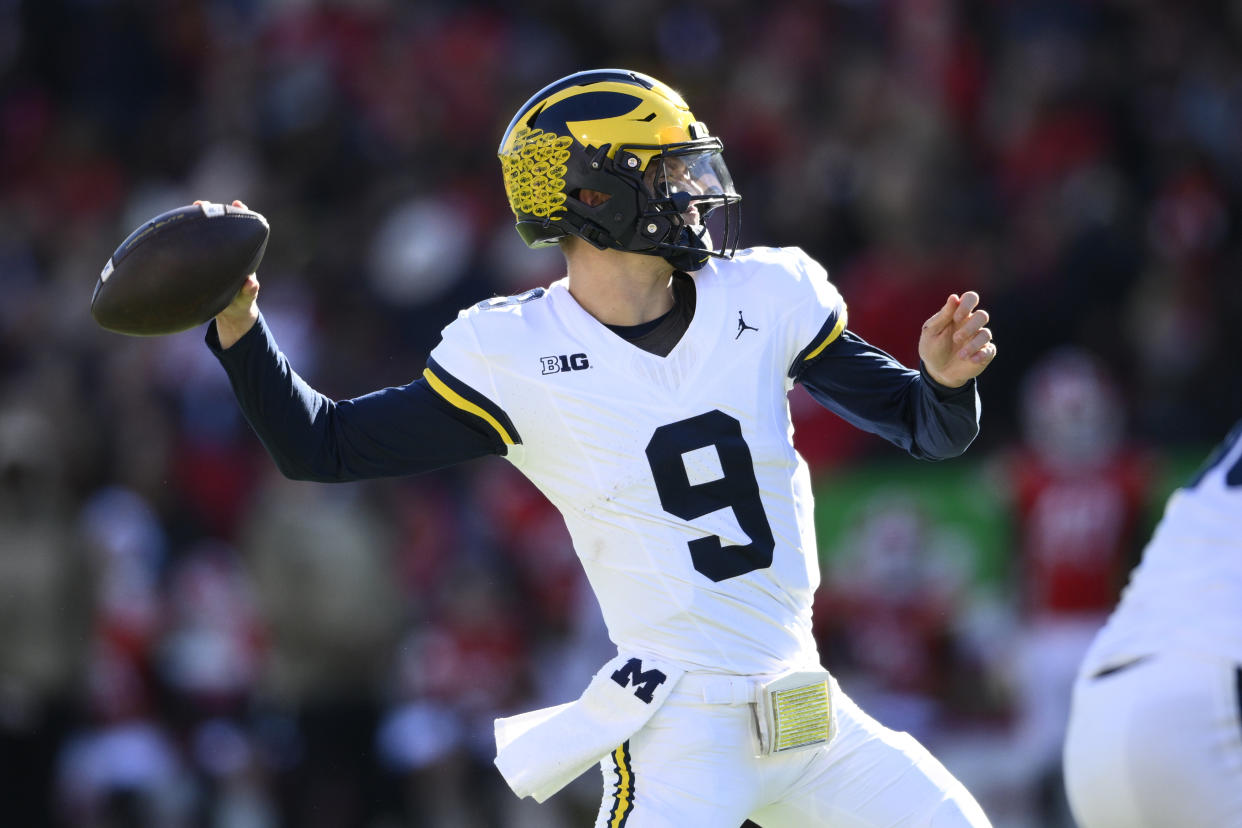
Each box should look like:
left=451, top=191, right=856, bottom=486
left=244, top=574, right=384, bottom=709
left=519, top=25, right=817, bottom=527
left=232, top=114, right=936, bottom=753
left=498, top=69, right=740, bottom=271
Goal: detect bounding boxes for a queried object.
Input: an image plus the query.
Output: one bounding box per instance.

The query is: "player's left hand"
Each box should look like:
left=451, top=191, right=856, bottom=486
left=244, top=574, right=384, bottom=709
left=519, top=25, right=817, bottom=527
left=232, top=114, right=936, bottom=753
left=918, top=291, right=996, bottom=388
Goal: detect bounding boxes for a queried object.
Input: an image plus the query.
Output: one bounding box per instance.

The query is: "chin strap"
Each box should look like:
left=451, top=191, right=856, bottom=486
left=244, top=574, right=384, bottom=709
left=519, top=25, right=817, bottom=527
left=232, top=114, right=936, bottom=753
left=659, top=225, right=712, bottom=272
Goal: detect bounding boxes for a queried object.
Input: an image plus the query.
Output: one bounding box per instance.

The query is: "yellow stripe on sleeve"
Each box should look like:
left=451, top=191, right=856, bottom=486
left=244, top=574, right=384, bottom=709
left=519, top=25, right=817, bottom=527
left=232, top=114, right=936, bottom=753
left=423, top=367, right=516, bottom=446
left=802, top=308, right=848, bottom=363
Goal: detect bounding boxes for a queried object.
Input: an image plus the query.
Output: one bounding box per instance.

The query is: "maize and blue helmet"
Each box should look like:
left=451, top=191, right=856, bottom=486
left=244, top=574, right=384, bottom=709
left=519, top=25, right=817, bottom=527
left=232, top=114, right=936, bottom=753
left=498, top=69, right=741, bottom=272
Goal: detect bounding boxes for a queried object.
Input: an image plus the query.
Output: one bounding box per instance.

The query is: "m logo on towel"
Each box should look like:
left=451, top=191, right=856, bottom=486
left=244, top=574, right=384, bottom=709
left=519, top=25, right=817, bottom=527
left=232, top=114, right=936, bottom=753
left=610, top=658, right=668, bottom=704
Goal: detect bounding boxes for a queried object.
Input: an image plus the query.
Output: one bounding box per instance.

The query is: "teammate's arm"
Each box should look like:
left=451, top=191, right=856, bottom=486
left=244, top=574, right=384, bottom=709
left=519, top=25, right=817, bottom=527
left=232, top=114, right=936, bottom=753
left=209, top=280, right=502, bottom=482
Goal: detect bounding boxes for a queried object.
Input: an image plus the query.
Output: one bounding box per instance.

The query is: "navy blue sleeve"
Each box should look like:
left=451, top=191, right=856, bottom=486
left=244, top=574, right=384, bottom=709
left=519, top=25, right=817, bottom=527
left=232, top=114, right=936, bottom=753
left=794, top=330, right=980, bottom=460
left=207, top=313, right=503, bottom=482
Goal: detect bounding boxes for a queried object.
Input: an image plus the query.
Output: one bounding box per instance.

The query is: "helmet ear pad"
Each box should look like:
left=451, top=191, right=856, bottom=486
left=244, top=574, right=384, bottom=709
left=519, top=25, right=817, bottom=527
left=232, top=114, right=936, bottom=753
left=559, top=147, right=700, bottom=255
left=553, top=154, right=708, bottom=272
left=516, top=145, right=647, bottom=251
left=567, top=152, right=645, bottom=250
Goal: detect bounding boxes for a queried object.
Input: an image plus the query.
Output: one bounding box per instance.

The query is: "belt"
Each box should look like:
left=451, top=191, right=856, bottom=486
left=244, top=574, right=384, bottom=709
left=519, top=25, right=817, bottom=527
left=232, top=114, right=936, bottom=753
left=676, top=672, right=766, bottom=705
left=680, top=669, right=838, bottom=755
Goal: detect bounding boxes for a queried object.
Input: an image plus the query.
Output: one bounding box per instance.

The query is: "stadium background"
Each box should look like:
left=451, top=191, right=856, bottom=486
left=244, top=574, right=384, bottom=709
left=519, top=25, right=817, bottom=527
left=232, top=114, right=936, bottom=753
left=1, top=0, right=1240, bottom=826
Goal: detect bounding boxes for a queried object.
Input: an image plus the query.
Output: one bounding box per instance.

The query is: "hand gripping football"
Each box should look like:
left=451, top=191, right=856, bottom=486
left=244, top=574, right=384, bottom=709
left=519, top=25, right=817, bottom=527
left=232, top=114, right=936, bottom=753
left=91, top=202, right=269, bottom=336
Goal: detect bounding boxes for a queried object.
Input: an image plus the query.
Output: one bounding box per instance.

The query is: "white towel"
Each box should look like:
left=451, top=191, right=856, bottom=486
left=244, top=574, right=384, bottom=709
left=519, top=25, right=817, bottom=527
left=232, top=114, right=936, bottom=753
left=494, top=651, right=685, bottom=802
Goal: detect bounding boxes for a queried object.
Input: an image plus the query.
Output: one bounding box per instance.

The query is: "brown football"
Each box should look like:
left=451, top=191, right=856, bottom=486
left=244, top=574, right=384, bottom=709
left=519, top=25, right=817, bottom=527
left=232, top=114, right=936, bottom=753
left=91, top=202, right=269, bottom=336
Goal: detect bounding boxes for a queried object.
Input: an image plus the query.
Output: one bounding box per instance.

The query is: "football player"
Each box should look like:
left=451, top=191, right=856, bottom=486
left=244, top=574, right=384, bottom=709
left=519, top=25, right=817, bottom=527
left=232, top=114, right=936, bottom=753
left=209, top=69, right=996, bottom=826
left=1001, top=348, right=1154, bottom=823
left=1063, top=419, right=1242, bottom=827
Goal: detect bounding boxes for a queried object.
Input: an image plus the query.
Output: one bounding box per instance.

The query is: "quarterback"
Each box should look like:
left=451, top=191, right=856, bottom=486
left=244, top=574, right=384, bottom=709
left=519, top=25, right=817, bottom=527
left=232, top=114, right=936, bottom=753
left=209, top=70, right=995, bottom=826
left=1063, top=418, right=1242, bottom=828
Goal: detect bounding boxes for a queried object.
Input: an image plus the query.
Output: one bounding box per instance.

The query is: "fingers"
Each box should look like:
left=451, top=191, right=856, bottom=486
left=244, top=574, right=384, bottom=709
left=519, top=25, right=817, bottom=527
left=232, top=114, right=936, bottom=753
left=923, top=294, right=960, bottom=335
left=953, top=307, right=990, bottom=347
left=923, top=289, right=997, bottom=369
left=954, top=290, right=980, bottom=324
left=954, top=304, right=992, bottom=361
left=958, top=326, right=994, bottom=361
left=945, top=291, right=992, bottom=357
left=971, top=340, right=997, bottom=365
left=193, top=199, right=249, bottom=209
left=240, top=273, right=261, bottom=299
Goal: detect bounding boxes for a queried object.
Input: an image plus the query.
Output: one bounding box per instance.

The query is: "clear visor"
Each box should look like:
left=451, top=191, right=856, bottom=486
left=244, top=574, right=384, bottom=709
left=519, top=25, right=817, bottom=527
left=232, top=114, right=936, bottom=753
left=642, top=148, right=737, bottom=214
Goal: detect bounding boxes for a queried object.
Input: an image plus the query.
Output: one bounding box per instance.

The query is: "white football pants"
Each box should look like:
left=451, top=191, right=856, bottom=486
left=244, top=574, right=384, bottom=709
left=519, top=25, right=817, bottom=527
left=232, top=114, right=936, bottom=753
left=1064, top=653, right=1242, bottom=828
left=593, top=676, right=991, bottom=827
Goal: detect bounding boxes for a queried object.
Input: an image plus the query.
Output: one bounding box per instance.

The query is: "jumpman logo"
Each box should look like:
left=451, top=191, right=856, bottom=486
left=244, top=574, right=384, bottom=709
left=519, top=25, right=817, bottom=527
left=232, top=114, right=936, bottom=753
left=736, top=311, right=758, bottom=339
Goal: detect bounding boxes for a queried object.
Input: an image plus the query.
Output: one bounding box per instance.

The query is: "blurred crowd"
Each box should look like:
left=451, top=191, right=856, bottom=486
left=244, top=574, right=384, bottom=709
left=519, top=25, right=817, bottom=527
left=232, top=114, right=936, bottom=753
left=2, top=0, right=1241, bottom=826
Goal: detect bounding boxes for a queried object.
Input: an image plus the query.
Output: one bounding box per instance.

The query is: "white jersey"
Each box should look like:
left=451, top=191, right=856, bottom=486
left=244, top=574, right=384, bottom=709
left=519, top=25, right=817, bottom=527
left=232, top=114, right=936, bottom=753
left=1080, top=419, right=1242, bottom=673
left=426, top=247, right=846, bottom=675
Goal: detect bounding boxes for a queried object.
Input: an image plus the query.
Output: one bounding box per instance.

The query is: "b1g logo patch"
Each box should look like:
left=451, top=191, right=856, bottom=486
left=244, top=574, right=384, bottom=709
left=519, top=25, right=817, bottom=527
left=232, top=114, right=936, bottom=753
left=541, top=353, right=590, bottom=374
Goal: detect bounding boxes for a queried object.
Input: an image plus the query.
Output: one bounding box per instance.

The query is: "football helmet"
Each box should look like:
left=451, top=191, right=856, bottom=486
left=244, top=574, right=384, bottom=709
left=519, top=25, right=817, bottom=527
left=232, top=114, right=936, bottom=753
left=1020, top=347, right=1124, bottom=468
left=498, top=69, right=740, bottom=271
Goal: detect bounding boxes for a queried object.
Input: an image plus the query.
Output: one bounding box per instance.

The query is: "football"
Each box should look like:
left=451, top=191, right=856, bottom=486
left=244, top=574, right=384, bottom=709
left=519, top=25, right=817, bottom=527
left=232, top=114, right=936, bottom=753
left=90, top=202, right=269, bottom=336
